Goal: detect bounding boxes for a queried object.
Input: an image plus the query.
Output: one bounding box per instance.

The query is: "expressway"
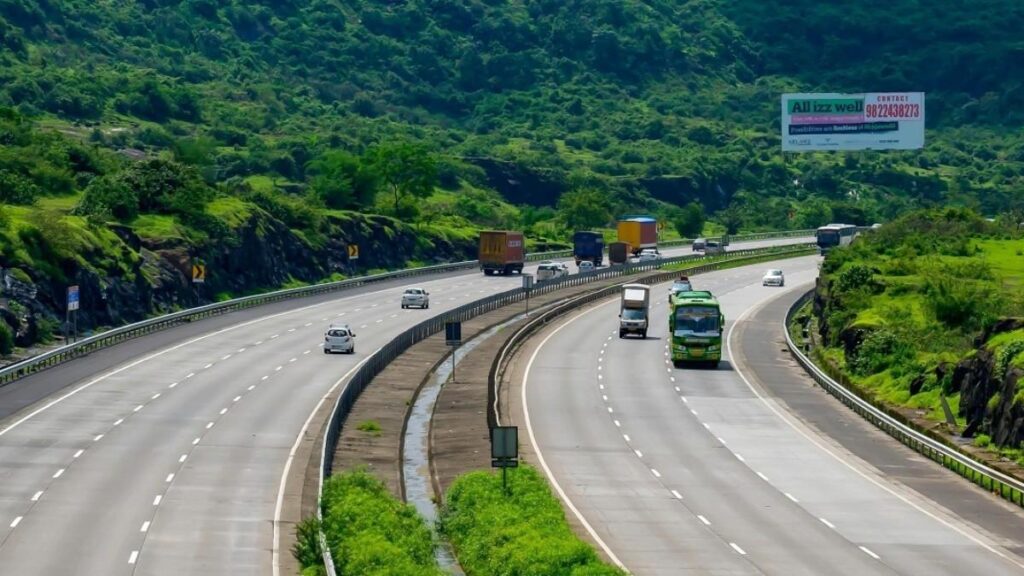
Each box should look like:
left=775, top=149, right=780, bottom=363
left=0, top=236, right=808, bottom=575
left=522, top=257, right=1024, bottom=575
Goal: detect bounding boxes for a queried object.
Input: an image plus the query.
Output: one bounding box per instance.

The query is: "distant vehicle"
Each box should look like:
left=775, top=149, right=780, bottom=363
left=816, top=224, right=858, bottom=254
left=619, top=284, right=650, bottom=339
left=669, top=276, right=693, bottom=301
left=704, top=240, right=725, bottom=255
left=762, top=269, right=785, bottom=287
left=537, top=262, right=569, bottom=281
left=608, top=242, right=630, bottom=265
left=401, top=287, right=430, bottom=309
left=324, top=324, right=355, bottom=354
left=638, top=248, right=660, bottom=262
left=692, top=238, right=706, bottom=251
left=572, top=231, right=604, bottom=267
left=479, top=230, right=525, bottom=275
left=669, top=291, right=723, bottom=367
left=578, top=261, right=595, bottom=273
left=617, top=217, right=658, bottom=255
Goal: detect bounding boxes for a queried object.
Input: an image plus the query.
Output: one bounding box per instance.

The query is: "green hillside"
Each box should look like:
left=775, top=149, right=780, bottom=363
left=2, top=0, right=1023, bottom=352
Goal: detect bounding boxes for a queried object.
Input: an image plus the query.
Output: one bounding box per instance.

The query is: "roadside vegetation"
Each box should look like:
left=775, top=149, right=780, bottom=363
left=294, top=470, right=443, bottom=576
left=813, top=208, right=1024, bottom=459
left=441, top=466, right=625, bottom=576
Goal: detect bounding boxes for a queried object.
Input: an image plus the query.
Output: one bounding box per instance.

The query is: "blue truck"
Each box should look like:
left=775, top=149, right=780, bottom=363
left=572, top=231, right=604, bottom=267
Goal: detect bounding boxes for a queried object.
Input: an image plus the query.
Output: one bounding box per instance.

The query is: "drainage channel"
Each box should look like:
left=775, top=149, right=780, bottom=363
left=402, top=313, right=529, bottom=574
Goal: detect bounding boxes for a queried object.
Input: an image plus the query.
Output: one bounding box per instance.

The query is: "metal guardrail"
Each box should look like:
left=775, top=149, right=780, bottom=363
left=784, top=290, right=1024, bottom=510
left=488, top=245, right=818, bottom=427
left=0, top=230, right=813, bottom=387
left=315, top=242, right=816, bottom=571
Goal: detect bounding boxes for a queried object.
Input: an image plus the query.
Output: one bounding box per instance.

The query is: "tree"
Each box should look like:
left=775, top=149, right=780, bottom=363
left=557, top=188, right=612, bottom=231
left=794, top=197, right=833, bottom=229
left=306, top=150, right=378, bottom=210
left=718, top=205, right=743, bottom=235
left=367, top=141, right=437, bottom=215
left=673, top=202, right=705, bottom=238
left=76, top=175, right=139, bottom=221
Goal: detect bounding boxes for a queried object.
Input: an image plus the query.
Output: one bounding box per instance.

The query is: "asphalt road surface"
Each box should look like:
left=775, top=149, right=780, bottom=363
left=0, top=236, right=809, bottom=575
left=523, top=256, right=1024, bottom=575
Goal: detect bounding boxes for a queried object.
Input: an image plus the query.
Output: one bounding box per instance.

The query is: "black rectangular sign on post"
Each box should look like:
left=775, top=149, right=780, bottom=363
left=445, top=321, right=461, bottom=347
left=490, top=426, right=518, bottom=459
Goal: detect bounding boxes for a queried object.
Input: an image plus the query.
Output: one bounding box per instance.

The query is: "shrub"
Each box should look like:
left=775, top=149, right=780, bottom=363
left=76, top=175, right=139, bottom=221
left=849, top=329, right=914, bottom=377
left=0, top=320, right=13, bottom=355
left=311, top=470, right=442, bottom=576
left=357, top=420, right=382, bottom=436
left=974, top=434, right=992, bottom=448
left=441, top=466, right=625, bottom=576
left=924, top=275, right=1002, bottom=330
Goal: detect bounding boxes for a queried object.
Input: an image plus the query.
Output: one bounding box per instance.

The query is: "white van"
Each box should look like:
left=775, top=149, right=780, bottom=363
left=324, top=324, right=355, bottom=354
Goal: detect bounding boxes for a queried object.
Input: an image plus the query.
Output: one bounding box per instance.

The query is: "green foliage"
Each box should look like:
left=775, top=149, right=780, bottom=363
left=367, top=141, right=438, bottom=216
left=76, top=175, right=138, bottom=221
left=314, top=470, right=442, bottom=576
left=557, top=188, right=612, bottom=231
left=292, top=517, right=323, bottom=572
left=974, top=434, right=992, bottom=448
left=849, top=329, right=915, bottom=377
left=673, top=202, right=705, bottom=239
left=0, top=320, right=13, bottom=355
left=357, top=420, right=382, bottom=436
left=307, top=150, right=377, bottom=210
left=442, top=466, right=625, bottom=576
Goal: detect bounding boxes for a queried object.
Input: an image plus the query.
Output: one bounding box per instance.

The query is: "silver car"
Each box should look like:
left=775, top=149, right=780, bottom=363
left=401, top=287, right=430, bottom=309
left=324, top=324, right=355, bottom=354
left=762, top=269, right=785, bottom=287
left=536, top=262, right=569, bottom=281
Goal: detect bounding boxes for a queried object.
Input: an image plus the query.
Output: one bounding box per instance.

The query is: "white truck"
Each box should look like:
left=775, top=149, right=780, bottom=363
left=618, top=283, right=650, bottom=339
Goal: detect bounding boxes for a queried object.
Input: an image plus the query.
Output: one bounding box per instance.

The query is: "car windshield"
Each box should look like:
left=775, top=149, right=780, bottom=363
left=622, top=308, right=646, bottom=320
left=673, top=306, right=720, bottom=334
left=405, top=289, right=421, bottom=294
left=767, top=270, right=782, bottom=276
left=671, top=282, right=691, bottom=292
left=327, top=329, right=348, bottom=337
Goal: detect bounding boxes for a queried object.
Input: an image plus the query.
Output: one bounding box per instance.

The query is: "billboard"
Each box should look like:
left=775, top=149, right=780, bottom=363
left=781, top=92, right=924, bottom=152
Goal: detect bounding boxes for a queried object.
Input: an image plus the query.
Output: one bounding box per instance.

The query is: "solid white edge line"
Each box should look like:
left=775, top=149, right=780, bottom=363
left=272, top=352, right=376, bottom=576
left=727, top=282, right=1024, bottom=569
left=521, top=303, right=627, bottom=570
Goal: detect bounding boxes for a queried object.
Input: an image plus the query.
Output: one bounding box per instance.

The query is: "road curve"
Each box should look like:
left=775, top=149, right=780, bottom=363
left=522, top=256, right=1024, bottom=575
left=0, top=237, right=808, bottom=575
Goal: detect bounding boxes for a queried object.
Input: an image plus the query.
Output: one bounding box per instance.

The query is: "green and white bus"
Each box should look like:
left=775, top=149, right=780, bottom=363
left=669, top=290, right=724, bottom=368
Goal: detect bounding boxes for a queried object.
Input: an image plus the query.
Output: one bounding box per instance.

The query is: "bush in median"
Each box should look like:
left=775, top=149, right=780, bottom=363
left=296, top=469, right=443, bottom=576
left=441, top=465, right=625, bottom=576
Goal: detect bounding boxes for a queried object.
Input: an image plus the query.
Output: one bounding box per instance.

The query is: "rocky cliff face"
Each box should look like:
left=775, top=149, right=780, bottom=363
left=951, top=319, right=1024, bottom=446
left=0, top=209, right=475, bottom=359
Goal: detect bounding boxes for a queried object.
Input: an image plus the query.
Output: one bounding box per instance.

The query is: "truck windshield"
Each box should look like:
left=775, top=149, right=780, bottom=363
left=674, top=306, right=720, bottom=334
left=622, top=309, right=646, bottom=320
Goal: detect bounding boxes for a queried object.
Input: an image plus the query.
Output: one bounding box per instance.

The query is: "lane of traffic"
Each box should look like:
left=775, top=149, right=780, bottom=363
left=524, top=257, right=1024, bottom=575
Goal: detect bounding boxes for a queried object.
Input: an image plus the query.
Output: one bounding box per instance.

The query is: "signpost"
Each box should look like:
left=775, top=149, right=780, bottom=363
left=490, top=425, right=519, bottom=494
left=522, top=273, right=534, bottom=317
left=445, top=320, right=461, bottom=383
left=66, top=285, right=79, bottom=343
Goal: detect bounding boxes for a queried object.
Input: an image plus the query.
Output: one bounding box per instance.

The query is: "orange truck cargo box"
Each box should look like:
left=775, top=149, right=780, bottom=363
left=478, top=231, right=525, bottom=275
left=617, top=218, right=657, bottom=254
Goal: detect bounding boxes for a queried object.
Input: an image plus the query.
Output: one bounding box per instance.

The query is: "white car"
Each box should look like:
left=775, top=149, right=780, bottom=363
left=578, top=261, right=595, bottom=273
left=401, top=287, right=430, bottom=309
left=324, top=324, right=355, bottom=354
left=668, top=276, right=693, bottom=301
left=638, top=248, right=660, bottom=262
left=536, top=262, right=569, bottom=281
left=762, top=269, right=785, bottom=287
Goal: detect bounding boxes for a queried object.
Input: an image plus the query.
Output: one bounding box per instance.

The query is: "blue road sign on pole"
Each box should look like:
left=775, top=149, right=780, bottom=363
left=67, top=285, right=80, bottom=311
